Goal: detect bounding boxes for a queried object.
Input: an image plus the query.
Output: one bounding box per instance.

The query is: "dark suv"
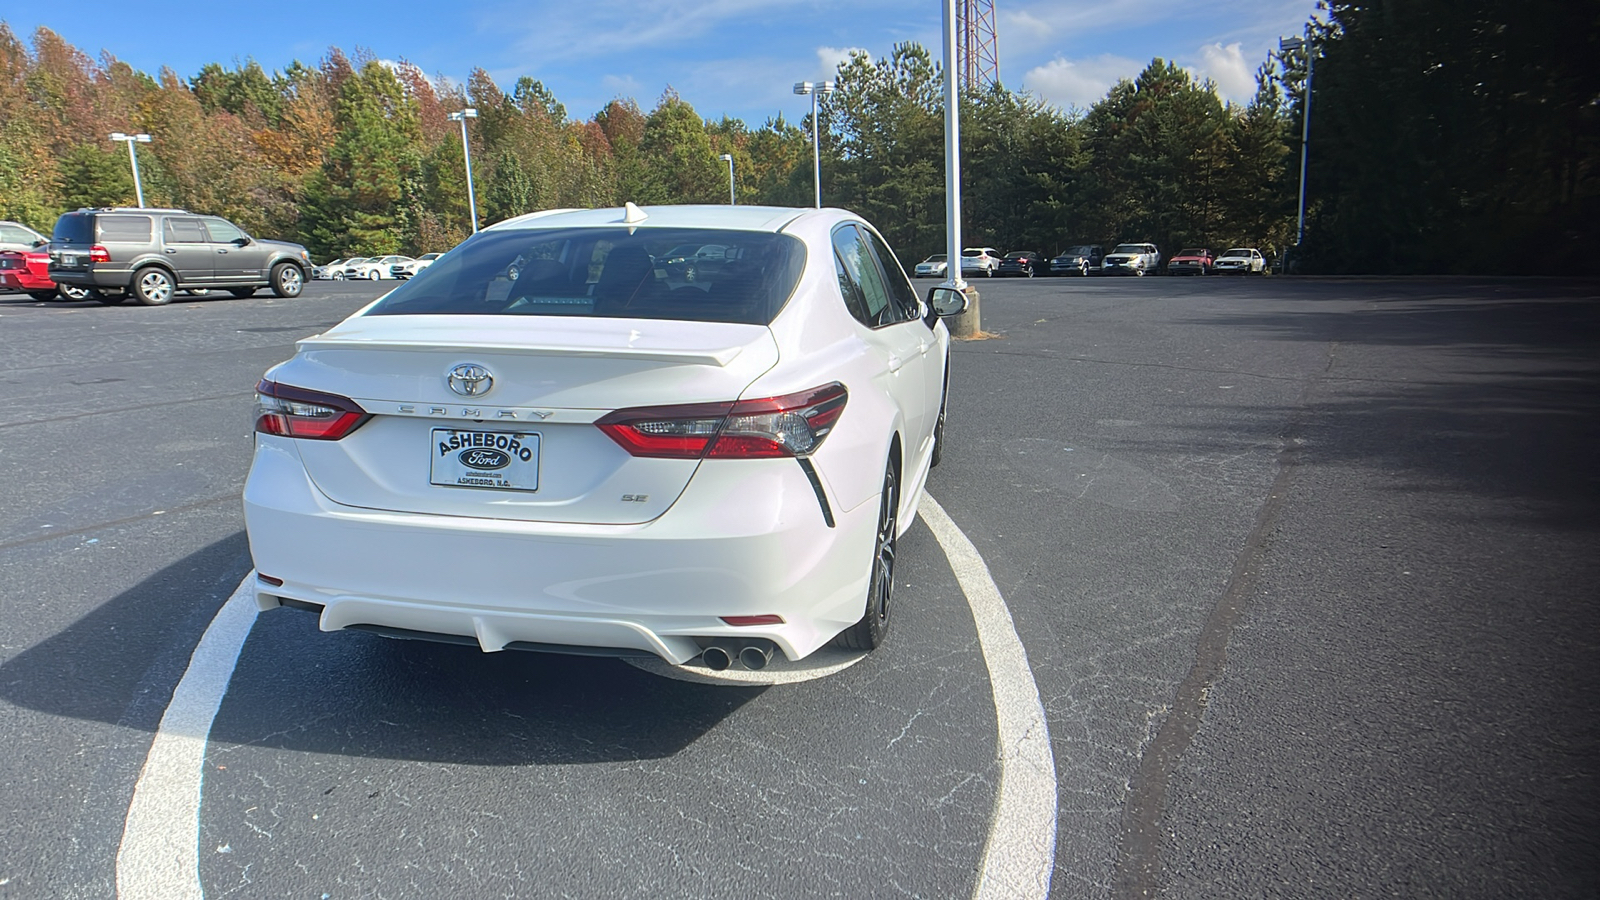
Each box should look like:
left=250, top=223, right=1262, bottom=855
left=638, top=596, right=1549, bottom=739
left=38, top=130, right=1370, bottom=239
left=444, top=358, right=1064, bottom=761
left=47, top=208, right=311, bottom=306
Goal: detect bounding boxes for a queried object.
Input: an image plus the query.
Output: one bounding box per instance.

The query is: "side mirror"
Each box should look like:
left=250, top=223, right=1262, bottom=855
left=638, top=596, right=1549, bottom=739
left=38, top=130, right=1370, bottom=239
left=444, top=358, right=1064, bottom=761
left=31, top=239, right=47, bottom=248
left=926, top=286, right=968, bottom=318
left=233, top=236, right=251, bottom=247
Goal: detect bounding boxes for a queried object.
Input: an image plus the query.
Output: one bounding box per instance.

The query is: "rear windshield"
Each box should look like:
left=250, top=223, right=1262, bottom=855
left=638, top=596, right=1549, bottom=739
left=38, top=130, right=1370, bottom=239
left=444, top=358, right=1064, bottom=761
left=52, top=213, right=93, bottom=244
left=97, top=215, right=153, bottom=242
left=366, top=227, right=807, bottom=325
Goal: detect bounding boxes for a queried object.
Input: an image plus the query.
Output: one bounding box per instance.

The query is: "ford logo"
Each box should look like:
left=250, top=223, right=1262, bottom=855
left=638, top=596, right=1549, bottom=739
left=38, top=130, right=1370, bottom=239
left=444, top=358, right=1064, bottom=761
left=459, top=448, right=511, bottom=470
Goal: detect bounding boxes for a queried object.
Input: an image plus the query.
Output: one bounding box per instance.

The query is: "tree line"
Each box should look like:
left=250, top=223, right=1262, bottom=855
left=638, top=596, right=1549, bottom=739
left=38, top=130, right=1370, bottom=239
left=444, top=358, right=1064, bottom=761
left=1, top=3, right=1589, bottom=274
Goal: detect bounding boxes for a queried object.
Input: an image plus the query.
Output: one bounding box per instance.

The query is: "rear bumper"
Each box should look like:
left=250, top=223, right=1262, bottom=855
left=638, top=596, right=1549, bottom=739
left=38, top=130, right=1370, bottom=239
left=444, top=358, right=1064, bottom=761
left=244, top=436, right=877, bottom=665
left=0, top=270, right=53, bottom=291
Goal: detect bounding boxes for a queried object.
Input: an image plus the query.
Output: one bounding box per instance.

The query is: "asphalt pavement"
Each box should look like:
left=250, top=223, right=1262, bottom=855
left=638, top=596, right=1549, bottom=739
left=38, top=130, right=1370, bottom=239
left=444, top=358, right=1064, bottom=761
left=0, top=274, right=1595, bottom=899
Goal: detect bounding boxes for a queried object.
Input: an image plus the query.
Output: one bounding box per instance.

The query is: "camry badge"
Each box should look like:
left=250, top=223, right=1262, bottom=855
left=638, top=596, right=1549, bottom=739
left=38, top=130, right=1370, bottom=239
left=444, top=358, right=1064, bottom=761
left=447, top=364, right=493, bottom=397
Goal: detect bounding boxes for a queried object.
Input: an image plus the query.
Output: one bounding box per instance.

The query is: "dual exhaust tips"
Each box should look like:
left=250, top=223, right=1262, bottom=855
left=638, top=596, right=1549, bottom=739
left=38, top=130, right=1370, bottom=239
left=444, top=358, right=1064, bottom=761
left=701, top=639, right=775, bottom=671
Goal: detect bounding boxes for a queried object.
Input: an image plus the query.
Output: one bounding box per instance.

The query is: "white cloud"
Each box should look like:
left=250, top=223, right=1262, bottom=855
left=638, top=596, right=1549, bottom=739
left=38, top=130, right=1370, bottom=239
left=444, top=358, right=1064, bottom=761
left=1189, top=42, right=1257, bottom=102
left=601, top=74, right=643, bottom=98
left=1023, top=54, right=1143, bottom=109
left=816, top=45, right=868, bottom=80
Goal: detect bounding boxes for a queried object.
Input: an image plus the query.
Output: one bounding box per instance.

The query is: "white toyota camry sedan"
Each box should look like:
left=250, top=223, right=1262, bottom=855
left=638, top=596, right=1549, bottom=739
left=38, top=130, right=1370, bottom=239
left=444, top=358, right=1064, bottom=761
left=245, top=204, right=967, bottom=672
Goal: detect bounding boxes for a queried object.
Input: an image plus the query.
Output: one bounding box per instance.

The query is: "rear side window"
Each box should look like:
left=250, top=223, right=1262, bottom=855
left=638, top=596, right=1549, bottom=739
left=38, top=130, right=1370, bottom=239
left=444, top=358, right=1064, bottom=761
left=366, top=227, right=806, bottom=326
left=52, top=214, right=93, bottom=244
left=97, top=215, right=153, bottom=241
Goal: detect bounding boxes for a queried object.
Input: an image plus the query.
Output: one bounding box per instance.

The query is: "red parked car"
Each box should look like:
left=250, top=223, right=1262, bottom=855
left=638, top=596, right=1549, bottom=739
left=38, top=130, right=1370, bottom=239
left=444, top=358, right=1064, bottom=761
left=0, top=247, right=85, bottom=300
left=1166, top=248, right=1215, bottom=275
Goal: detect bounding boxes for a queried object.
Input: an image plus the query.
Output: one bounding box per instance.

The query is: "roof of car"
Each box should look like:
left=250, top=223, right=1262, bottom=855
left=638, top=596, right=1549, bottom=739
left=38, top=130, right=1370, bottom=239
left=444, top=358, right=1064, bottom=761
left=490, top=204, right=816, bottom=234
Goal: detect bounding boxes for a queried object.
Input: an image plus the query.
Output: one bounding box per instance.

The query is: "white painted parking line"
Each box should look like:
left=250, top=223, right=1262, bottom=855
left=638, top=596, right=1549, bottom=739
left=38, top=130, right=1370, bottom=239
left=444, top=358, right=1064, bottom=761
left=118, top=493, right=1053, bottom=899
left=116, top=576, right=257, bottom=900
left=919, top=492, right=1059, bottom=900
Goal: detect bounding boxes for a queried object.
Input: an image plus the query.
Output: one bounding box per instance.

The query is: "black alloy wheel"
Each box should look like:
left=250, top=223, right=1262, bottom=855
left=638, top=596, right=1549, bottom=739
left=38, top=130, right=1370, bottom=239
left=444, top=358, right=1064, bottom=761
left=834, top=459, right=899, bottom=650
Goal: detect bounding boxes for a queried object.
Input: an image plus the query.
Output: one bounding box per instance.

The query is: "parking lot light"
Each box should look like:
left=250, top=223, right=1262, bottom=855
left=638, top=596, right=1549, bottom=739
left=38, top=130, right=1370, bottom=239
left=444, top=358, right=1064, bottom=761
left=447, top=108, right=480, bottom=233
left=793, top=81, right=836, bottom=208
left=719, top=153, right=735, bottom=205
left=109, top=132, right=152, bottom=208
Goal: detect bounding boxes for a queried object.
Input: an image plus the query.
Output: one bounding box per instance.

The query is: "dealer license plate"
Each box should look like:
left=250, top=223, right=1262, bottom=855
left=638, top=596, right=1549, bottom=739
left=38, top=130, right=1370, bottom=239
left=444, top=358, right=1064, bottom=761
left=430, top=428, right=540, bottom=492
left=61, top=253, right=78, bottom=266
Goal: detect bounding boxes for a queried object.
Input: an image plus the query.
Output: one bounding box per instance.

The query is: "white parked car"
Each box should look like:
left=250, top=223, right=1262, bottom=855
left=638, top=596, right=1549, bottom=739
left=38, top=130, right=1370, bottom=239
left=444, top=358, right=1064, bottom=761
left=313, top=258, right=348, bottom=280
left=0, top=220, right=48, bottom=253
left=391, top=252, right=443, bottom=279
left=1214, top=247, right=1267, bottom=275
left=959, top=246, right=1001, bottom=277
left=1101, top=242, right=1161, bottom=276
left=914, top=254, right=947, bottom=278
left=246, top=204, right=967, bottom=672
left=342, top=255, right=411, bottom=280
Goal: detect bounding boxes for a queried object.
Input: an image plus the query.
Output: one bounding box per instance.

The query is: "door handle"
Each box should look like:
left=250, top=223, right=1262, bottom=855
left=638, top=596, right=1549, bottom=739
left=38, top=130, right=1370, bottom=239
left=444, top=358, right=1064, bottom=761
left=165, top=248, right=178, bottom=254
left=887, top=355, right=906, bottom=373
left=216, top=249, right=228, bottom=254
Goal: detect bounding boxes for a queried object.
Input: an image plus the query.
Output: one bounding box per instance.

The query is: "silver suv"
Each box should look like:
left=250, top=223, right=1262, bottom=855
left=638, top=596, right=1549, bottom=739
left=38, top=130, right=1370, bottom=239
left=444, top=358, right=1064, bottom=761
left=1101, top=242, right=1161, bottom=276
left=47, top=208, right=312, bottom=306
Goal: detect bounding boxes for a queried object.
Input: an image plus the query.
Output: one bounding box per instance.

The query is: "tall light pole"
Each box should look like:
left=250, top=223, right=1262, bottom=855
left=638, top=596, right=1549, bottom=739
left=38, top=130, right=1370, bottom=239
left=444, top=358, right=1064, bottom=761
left=719, top=153, right=735, bottom=205
left=793, top=80, right=835, bottom=208
left=1279, top=33, right=1314, bottom=249
left=941, top=0, right=966, bottom=293
left=448, top=108, right=480, bottom=233
left=109, top=132, right=151, bottom=207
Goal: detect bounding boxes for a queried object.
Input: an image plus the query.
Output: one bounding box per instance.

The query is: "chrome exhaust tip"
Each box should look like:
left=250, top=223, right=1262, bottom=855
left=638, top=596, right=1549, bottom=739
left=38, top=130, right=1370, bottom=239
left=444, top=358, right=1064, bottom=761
left=738, top=643, right=773, bottom=670
left=701, top=645, right=734, bottom=671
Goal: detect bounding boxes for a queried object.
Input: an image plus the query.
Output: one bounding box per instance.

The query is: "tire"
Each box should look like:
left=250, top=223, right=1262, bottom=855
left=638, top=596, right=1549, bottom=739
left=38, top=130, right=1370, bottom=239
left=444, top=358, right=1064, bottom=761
left=28, top=290, right=58, bottom=301
left=271, top=262, right=304, bottom=298
left=132, top=267, right=176, bottom=306
left=834, top=458, right=899, bottom=650
left=59, top=284, right=91, bottom=301
left=1025, top=265, right=1035, bottom=278
left=367, top=270, right=380, bottom=281
left=1080, top=263, right=1090, bottom=277
left=229, top=287, right=256, bottom=299
left=985, top=265, right=995, bottom=278
left=929, top=382, right=948, bottom=469
left=1134, top=265, right=1146, bottom=277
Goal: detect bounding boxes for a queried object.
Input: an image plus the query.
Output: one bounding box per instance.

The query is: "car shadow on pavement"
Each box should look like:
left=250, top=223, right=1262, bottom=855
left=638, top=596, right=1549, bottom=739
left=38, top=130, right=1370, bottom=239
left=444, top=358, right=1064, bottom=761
left=0, top=533, right=763, bottom=767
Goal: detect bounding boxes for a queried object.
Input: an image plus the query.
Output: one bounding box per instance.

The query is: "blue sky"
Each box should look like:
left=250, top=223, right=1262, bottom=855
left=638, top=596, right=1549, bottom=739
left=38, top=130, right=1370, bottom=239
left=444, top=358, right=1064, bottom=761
left=5, top=1, right=1319, bottom=124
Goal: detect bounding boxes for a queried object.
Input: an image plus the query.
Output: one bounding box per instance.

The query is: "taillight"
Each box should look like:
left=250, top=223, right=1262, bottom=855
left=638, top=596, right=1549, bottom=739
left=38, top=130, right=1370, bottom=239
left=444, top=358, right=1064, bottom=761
left=89, top=245, right=111, bottom=263
left=254, top=379, right=369, bottom=440
left=597, top=383, right=848, bottom=460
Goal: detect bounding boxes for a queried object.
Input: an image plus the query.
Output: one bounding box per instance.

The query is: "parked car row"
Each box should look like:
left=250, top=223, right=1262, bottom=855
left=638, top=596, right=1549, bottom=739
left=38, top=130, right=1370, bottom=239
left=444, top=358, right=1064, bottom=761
left=912, top=241, right=1271, bottom=278
left=312, top=252, right=444, bottom=281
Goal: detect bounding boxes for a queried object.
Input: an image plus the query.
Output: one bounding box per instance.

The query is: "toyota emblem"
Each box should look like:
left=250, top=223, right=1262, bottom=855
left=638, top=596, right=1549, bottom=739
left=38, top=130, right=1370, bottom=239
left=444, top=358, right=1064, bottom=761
left=447, top=364, right=494, bottom=397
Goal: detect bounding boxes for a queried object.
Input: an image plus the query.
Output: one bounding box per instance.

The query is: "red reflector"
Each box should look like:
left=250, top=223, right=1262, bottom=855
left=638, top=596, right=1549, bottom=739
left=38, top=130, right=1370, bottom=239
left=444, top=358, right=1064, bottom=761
left=254, top=379, right=370, bottom=441
left=721, top=615, right=785, bottom=626
left=89, top=245, right=111, bottom=263
left=257, top=573, right=284, bottom=587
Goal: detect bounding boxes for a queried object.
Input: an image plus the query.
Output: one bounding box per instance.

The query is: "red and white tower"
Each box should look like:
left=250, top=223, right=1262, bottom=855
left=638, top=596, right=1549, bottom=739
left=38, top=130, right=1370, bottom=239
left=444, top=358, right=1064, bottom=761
left=957, top=0, right=1000, bottom=91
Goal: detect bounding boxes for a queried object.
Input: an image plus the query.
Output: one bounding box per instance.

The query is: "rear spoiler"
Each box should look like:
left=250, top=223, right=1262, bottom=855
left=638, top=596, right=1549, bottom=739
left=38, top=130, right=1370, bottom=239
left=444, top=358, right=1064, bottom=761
left=295, top=335, right=745, bottom=367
